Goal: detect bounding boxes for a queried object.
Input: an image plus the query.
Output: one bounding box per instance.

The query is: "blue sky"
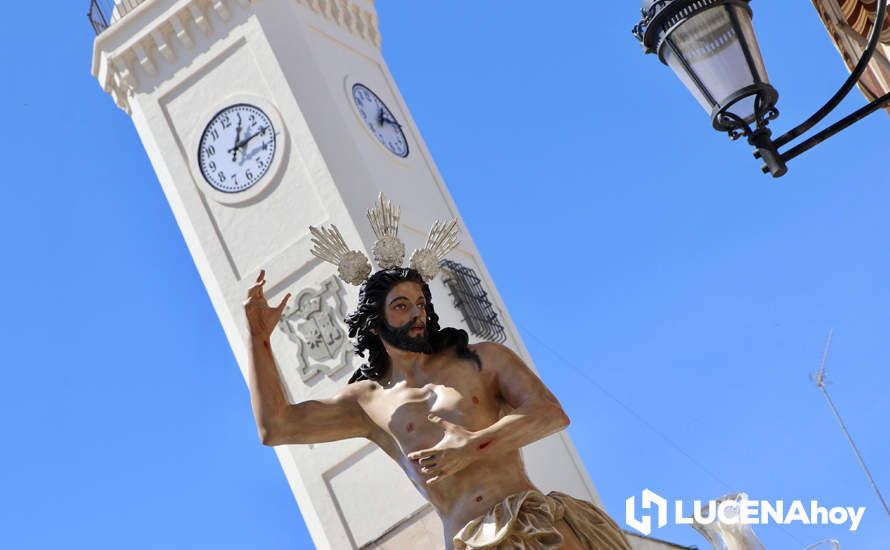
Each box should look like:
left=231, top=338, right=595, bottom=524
left=2, top=2, right=889, bottom=548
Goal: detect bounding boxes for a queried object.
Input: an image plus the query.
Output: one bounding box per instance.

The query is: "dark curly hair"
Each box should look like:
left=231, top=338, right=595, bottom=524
left=344, top=267, right=480, bottom=383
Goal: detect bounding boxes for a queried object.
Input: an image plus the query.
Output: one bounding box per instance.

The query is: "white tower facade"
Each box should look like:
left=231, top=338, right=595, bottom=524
left=91, top=1, right=602, bottom=548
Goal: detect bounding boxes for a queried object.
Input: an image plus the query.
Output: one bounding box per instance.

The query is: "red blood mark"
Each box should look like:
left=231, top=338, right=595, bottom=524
left=475, top=495, right=483, bottom=503
left=477, top=440, right=492, bottom=451
left=406, top=422, right=414, bottom=433
left=471, top=396, right=479, bottom=405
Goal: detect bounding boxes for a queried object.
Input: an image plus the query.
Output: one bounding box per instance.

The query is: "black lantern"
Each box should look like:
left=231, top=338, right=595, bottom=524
left=634, top=0, right=890, bottom=178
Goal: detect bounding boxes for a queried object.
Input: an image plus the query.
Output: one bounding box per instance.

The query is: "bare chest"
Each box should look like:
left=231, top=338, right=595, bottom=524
left=362, top=361, right=499, bottom=455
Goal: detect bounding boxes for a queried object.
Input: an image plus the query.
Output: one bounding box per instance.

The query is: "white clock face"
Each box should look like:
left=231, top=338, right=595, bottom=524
left=198, top=104, right=276, bottom=193
left=352, top=83, right=409, bottom=158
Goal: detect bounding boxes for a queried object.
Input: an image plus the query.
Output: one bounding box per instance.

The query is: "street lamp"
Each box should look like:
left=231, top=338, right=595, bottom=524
left=633, top=0, right=890, bottom=177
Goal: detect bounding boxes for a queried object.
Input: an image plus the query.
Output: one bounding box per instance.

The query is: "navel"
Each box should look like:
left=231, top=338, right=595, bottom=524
left=475, top=495, right=483, bottom=503
left=471, top=395, right=479, bottom=405
left=406, top=422, right=414, bottom=433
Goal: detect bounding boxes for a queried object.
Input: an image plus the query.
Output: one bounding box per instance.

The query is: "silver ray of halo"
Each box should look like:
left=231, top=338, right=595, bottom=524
left=309, top=224, right=354, bottom=264
left=423, top=218, right=460, bottom=260
left=367, top=192, right=401, bottom=239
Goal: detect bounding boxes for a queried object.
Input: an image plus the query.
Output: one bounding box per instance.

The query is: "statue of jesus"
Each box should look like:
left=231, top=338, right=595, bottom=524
left=244, top=264, right=632, bottom=549
left=244, top=195, right=631, bottom=549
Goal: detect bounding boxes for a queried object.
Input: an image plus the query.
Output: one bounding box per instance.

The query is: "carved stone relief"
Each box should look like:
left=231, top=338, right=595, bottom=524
left=278, top=276, right=353, bottom=381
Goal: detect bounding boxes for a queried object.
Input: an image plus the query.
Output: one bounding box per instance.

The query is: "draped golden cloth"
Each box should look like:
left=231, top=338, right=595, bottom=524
left=452, top=491, right=632, bottom=550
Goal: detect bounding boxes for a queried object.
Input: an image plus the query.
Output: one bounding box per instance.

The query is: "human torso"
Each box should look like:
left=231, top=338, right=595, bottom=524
left=355, top=348, right=538, bottom=541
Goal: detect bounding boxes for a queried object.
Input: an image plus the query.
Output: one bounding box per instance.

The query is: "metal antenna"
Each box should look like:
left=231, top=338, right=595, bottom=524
left=813, top=329, right=890, bottom=519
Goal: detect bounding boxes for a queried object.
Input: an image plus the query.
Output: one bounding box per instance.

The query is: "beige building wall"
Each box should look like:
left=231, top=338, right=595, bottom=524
left=812, top=0, right=890, bottom=110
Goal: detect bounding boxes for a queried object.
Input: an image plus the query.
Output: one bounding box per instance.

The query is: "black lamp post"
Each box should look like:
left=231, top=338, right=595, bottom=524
left=634, top=0, right=890, bottom=177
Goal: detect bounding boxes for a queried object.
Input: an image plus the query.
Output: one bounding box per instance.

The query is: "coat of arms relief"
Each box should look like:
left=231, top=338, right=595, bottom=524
left=277, top=276, right=352, bottom=382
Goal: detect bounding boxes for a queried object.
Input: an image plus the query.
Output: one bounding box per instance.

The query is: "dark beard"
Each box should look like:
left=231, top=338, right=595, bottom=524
left=378, top=317, right=432, bottom=354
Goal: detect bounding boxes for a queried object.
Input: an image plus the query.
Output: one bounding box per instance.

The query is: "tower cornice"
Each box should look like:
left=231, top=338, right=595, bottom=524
left=91, top=0, right=381, bottom=114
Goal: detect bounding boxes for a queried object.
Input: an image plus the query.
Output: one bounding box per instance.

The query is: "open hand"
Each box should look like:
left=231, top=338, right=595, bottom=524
left=407, top=415, right=480, bottom=486
left=244, top=270, right=290, bottom=339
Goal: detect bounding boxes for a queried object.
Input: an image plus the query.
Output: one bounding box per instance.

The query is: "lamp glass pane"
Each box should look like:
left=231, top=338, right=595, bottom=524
left=664, top=5, right=764, bottom=120
left=733, top=5, right=769, bottom=84
left=663, top=42, right=714, bottom=112
left=730, top=95, right=757, bottom=122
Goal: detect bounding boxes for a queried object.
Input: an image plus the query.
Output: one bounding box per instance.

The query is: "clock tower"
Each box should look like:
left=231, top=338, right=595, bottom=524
left=91, top=1, right=604, bottom=548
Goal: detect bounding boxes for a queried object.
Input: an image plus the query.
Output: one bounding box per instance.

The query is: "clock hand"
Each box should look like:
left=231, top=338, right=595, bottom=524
left=228, top=126, right=268, bottom=153
left=232, top=114, right=243, bottom=161
left=379, top=112, right=401, bottom=128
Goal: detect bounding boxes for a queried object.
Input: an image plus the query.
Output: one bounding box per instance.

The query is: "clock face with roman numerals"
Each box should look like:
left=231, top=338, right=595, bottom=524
left=352, top=83, right=409, bottom=158
left=198, top=103, right=276, bottom=193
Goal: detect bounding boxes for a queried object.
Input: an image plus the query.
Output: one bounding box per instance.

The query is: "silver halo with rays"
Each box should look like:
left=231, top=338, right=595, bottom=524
left=308, top=196, right=460, bottom=285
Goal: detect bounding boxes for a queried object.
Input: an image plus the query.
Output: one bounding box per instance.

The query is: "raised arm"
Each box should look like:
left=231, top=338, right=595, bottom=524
left=245, top=270, right=373, bottom=446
